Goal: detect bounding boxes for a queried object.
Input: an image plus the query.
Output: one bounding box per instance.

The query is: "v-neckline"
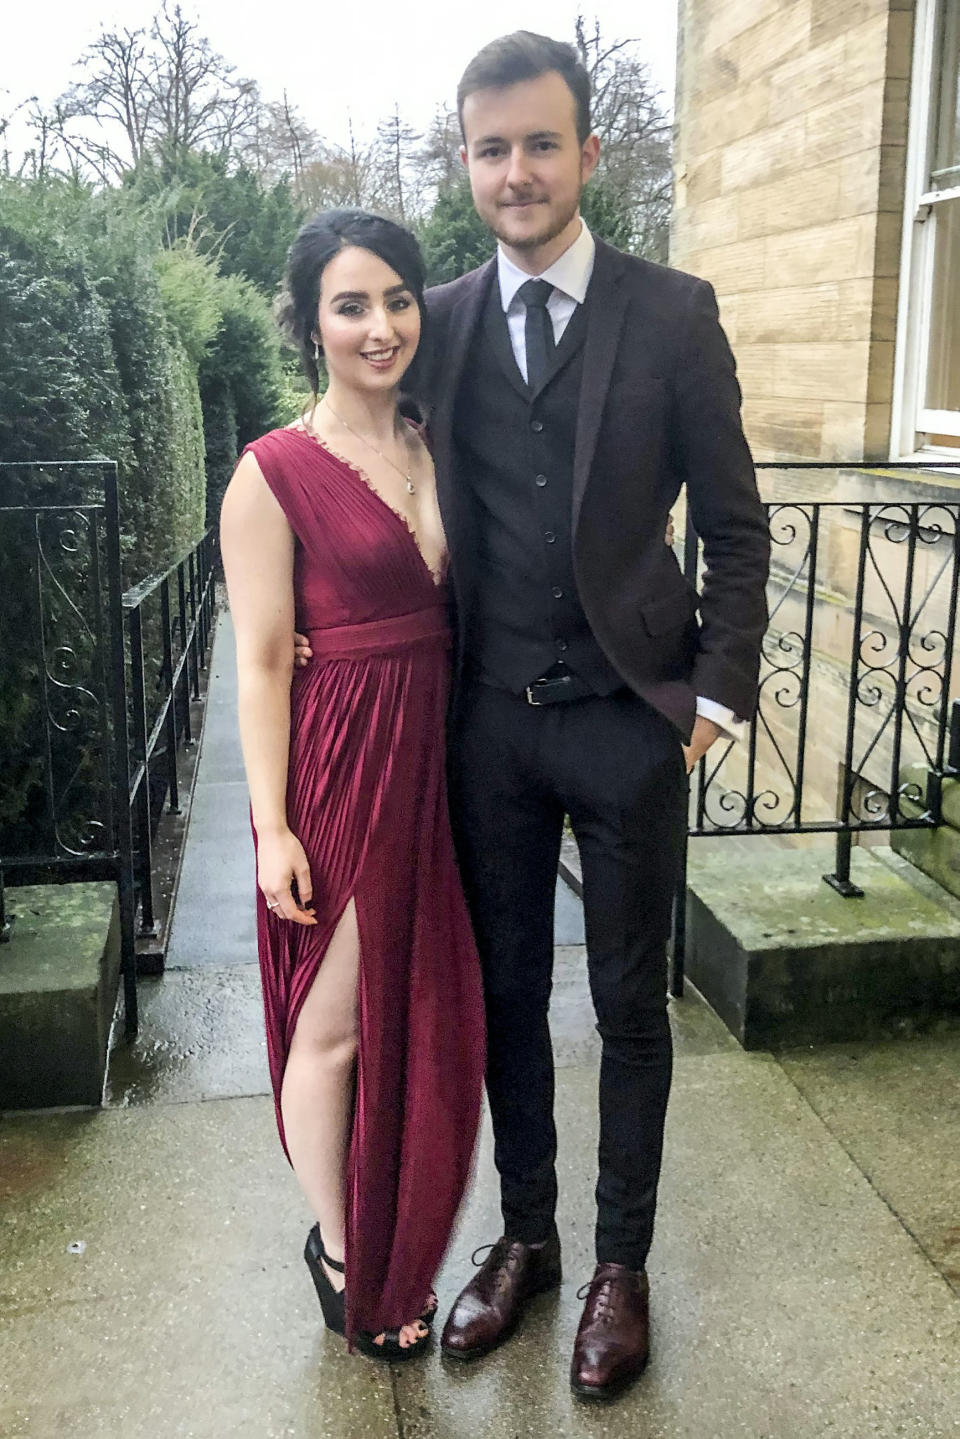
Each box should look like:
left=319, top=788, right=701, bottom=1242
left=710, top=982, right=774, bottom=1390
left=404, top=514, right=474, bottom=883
left=288, top=424, right=447, bottom=589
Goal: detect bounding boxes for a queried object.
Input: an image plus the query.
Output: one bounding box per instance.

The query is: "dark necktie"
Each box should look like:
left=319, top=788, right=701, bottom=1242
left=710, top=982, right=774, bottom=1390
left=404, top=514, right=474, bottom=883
left=517, top=278, right=556, bottom=390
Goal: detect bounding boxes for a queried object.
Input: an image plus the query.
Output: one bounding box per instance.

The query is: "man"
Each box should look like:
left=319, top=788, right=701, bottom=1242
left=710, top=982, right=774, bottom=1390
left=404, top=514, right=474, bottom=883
left=427, top=31, right=768, bottom=1402
left=298, top=30, right=768, bottom=1401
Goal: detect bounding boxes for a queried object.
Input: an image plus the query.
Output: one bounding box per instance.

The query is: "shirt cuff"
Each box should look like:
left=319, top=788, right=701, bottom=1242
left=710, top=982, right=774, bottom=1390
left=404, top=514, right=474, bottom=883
left=696, top=696, right=748, bottom=744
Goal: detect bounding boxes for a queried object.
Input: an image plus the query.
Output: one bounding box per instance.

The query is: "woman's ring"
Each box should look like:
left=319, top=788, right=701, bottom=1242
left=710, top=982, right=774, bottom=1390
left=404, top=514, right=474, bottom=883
left=266, top=900, right=279, bottom=910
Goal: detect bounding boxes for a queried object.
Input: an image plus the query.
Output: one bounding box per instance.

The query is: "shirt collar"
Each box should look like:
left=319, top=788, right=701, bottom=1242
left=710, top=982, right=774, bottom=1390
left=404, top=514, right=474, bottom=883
left=497, top=219, right=596, bottom=312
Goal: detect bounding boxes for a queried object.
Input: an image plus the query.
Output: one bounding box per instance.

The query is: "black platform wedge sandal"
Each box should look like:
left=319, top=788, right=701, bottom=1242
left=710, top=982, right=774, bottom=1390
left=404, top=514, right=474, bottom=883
left=304, top=1225, right=432, bottom=1362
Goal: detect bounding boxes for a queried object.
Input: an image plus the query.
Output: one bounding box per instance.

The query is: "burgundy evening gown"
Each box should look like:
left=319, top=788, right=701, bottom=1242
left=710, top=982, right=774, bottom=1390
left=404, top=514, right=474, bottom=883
left=242, top=426, right=485, bottom=1344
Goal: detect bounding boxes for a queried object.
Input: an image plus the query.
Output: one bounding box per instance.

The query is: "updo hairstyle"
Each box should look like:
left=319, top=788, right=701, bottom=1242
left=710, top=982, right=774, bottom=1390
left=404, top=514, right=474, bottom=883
left=276, top=209, right=427, bottom=396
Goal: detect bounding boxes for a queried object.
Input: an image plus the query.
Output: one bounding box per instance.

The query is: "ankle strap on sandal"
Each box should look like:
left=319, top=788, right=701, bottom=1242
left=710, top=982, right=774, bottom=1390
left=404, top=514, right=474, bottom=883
left=308, top=1224, right=346, bottom=1274
left=317, top=1231, right=345, bottom=1274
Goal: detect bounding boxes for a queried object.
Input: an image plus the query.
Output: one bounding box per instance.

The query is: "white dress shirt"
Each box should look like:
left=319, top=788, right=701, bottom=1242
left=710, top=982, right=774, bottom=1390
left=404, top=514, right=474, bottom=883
left=498, top=220, right=596, bottom=381
left=496, top=220, right=745, bottom=743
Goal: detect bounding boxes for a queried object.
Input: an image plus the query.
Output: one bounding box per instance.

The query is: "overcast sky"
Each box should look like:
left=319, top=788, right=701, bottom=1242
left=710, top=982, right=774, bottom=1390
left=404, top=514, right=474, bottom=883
left=1, top=0, right=677, bottom=159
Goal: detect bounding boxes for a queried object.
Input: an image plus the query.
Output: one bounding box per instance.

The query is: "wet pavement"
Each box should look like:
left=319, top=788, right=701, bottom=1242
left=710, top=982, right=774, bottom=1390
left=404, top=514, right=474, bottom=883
left=2, top=609, right=959, bottom=1437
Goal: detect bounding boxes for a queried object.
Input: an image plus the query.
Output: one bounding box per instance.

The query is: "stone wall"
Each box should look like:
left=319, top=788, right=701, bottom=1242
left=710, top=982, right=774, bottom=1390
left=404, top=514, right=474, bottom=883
left=672, top=0, right=916, bottom=461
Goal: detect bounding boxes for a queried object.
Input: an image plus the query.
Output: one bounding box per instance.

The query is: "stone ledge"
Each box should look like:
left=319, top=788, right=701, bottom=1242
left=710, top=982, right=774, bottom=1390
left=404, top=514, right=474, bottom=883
left=892, top=763, right=960, bottom=900
left=0, top=882, right=120, bottom=1109
left=685, top=844, right=960, bottom=1048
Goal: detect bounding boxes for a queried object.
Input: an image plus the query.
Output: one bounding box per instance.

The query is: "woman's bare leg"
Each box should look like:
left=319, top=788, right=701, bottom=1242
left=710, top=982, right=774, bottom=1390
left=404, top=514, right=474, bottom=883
left=280, top=898, right=427, bottom=1348
left=281, top=898, right=360, bottom=1277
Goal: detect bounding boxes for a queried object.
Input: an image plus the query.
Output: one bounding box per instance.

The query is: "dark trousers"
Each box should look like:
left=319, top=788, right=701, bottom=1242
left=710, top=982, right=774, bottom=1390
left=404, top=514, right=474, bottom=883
left=449, top=681, right=688, bottom=1271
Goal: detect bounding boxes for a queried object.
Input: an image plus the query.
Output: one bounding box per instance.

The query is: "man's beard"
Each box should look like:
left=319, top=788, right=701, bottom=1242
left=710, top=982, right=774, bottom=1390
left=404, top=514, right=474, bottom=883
left=491, top=192, right=580, bottom=251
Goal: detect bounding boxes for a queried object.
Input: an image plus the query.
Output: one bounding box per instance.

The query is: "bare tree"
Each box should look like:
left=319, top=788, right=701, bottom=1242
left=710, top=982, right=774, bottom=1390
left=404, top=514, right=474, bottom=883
left=144, top=3, right=260, bottom=159
left=418, top=107, right=462, bottom=198
left=58, top=25, right=154, bottom=173
left=575, top=15, right=672, bottom=257
left=295, top=120, right=381, bottom=212
left=278, top=92, right=307, bottom=182
left=241, top=92, right=319, bottom=183
left=10, top=99, right=99, bottom=183
left=53, top=3, right=262, bottom=178
left=375, top=105, right=421, bottom=222
left=346, top=117, right=371, bottom=208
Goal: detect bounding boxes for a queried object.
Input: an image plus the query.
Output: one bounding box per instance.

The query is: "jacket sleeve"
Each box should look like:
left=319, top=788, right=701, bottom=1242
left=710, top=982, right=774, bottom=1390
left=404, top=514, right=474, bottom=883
left=417, top=285, right=456, bottom=413
left=403, top=292, right=445, bottom=418
left=674, top=278, right=770, bottom=719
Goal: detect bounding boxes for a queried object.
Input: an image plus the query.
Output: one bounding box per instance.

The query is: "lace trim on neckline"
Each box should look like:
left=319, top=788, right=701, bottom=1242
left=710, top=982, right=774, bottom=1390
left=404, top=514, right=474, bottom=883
left=287, top=423, right=448, bottom=589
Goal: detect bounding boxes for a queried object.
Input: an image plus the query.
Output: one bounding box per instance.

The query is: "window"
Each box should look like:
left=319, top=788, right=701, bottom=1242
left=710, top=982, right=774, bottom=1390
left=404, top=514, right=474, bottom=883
left=893, top=0, right=960, bottom=455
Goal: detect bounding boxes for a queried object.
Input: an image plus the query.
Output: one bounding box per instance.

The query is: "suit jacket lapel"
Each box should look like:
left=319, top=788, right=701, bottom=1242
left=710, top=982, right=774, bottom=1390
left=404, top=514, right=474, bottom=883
left=529, top=299, right=588, bottom=402
left=572, top=241, right=628, bottom=529
left=430, top=258, right=496, bottom=528
left=483, top=285, right=529, bottom=400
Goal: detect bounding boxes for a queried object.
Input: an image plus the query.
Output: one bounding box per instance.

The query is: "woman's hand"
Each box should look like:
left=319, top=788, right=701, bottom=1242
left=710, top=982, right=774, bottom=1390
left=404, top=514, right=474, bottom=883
left=258, top=827, right=317, bottom=924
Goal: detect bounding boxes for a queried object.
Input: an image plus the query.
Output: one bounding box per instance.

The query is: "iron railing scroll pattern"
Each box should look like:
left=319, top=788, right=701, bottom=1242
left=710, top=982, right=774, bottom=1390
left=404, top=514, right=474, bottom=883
left=674, top=462, right=960, bottom=995
left=34, top=504, right=115, bottom=861
left=0, top=459, right=218, bottom=1039
left=0, top=461, right=137, bottom=1032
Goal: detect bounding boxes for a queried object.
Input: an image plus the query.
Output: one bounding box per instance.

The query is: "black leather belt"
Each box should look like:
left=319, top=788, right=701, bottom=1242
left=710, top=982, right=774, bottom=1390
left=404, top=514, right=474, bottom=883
left=524, top=668, right=595, bottom=705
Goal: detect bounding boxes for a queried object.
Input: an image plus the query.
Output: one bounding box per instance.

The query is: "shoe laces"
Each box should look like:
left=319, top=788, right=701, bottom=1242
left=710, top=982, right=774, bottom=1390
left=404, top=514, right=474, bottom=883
left=577, top=1272, right=626, bottom=1325
left=470, top=1237, right=524, bottom=1297
left=471, top=1236, right=519, bottom=1268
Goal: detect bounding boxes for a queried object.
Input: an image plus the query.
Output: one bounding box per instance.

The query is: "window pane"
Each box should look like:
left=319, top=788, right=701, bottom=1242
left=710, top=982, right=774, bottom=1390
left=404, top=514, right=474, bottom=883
left=932, top=0, right=960, bottom=185
left=925, top=198, right=960, bottom=413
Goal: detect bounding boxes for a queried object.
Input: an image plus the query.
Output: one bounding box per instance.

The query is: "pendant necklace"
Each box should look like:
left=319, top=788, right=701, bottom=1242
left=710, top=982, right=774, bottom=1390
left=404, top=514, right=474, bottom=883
left=323, top=399, right=416, bottom=494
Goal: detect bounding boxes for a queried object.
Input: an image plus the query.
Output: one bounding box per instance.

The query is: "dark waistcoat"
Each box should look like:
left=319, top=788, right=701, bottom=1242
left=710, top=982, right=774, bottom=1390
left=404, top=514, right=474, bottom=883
left=452, top=281, right=623, bottom=695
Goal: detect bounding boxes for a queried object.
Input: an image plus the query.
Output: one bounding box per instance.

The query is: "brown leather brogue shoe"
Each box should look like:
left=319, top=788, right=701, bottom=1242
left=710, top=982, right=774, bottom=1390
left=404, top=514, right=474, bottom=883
left=440, top=1229, right=562, bottom=1361
left=570, top=1263, right=650, bottom=1401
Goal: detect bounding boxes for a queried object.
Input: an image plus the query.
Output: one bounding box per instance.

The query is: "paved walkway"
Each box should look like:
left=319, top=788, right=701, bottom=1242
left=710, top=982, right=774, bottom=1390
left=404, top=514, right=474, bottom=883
left=2, top=609, right=959, bottom=1438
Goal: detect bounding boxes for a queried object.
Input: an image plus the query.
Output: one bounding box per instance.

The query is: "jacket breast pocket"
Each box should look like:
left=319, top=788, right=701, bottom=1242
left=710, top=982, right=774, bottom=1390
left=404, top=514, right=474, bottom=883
left=602, top=378, right=669, bottom=472
left=605, top=376, right=667, bottom=419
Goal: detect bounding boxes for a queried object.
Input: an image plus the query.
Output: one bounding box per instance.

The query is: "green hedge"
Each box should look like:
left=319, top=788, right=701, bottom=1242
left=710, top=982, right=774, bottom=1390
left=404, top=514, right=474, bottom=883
left=0, top=187, right=132, bottom=471
left=0, top=174, right=282, bottom=845
left=200, top=373, right=239, bottom=525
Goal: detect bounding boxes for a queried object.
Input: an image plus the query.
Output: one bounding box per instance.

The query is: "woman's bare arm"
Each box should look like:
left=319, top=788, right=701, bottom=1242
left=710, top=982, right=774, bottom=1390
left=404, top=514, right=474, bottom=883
left=221, top=453, right=315, bottom=924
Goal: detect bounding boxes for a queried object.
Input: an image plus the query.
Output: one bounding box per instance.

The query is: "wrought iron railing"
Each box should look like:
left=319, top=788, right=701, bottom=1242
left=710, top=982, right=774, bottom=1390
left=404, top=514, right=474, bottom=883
left=672, top=461, right=960, bottom=995
left=123, top=532, right=218, bottom=954
left=5, top=459, right=959, bottom=1025
left=0, top=460, right=217, bottom=1036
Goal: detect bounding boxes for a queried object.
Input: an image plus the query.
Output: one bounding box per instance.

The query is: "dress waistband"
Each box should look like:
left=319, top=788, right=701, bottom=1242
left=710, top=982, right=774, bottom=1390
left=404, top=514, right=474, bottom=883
left=300, top=604, right=451, bottom=659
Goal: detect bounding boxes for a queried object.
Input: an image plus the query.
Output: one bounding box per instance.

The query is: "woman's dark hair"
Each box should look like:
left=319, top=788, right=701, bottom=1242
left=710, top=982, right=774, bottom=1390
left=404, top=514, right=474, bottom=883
left=457, top=31, right=592, bottom=146
left=276, top=209, right=427, bottom=396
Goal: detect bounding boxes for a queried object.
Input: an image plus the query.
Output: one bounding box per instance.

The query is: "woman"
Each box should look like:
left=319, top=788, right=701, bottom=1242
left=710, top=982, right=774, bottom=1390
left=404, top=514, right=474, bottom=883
left=220, top=210, right=485, bottom=1360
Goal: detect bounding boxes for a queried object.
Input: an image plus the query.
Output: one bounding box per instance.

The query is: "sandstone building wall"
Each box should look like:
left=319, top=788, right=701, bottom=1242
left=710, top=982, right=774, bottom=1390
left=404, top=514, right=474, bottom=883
left=671, top=0, right=916, bottom=461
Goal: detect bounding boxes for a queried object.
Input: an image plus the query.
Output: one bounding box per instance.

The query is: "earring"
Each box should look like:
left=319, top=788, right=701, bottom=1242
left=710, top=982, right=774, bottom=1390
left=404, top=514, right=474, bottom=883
left=313, top=339, right=323, bottom=366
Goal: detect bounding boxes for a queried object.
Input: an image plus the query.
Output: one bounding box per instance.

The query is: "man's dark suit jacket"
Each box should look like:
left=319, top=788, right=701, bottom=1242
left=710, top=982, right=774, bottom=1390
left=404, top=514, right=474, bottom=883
left=419, top=236, right=770, bottom=740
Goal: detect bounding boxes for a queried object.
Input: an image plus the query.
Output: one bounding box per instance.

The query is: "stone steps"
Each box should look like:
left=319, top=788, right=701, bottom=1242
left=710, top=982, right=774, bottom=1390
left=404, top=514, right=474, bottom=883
left=0, top=882, right=120, bottom=1108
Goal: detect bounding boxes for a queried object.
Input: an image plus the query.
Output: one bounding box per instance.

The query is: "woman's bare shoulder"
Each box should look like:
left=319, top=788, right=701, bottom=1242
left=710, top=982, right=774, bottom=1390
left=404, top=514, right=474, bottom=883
left=221, top=450, right=285, bottom=530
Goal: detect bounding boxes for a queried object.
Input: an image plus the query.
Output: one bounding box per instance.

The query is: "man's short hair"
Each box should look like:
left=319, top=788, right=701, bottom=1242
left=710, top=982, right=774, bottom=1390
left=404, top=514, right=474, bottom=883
left=457, top=31, right=592, bottom=146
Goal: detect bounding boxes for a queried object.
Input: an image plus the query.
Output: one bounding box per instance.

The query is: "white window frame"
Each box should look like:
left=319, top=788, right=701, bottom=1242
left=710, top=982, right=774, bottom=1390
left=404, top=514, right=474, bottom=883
left=891, top=0, right=960, bottom=458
